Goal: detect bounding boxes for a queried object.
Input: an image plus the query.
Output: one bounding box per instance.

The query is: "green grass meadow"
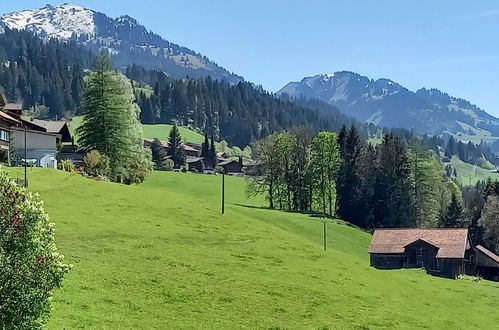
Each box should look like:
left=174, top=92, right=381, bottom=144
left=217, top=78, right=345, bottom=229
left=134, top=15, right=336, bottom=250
left=68, top=116, right=205, bottom=144
left=3, top=168, right=499, bottom=329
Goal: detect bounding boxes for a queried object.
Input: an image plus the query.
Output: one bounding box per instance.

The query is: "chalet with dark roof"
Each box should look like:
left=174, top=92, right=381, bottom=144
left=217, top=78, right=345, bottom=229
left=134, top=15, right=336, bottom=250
left=30, top=120, right=72, bottom=143
left=368, top=228, right=473, bottom=278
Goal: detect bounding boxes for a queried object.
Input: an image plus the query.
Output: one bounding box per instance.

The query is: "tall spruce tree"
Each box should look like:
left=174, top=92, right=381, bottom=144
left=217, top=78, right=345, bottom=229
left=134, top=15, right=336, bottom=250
left=440, top=193, right=463, bottom=228
left=167, top=124, right=184, bottom=167
left=336, top=126, right=362, bottom=224
left=77, top=52, right=150, bottom=183
left=374, top=134, right=414, bottom=228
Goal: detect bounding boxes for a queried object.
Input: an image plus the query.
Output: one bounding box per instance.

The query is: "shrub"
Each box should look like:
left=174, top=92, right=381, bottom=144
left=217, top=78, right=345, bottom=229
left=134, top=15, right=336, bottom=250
left=83, top=150, right=110, bottom=177
left=164, top=159, right=174, bottom=171
left=59, top=159, right=75, bottom=172
left=0, top=171, right=70, bottom=328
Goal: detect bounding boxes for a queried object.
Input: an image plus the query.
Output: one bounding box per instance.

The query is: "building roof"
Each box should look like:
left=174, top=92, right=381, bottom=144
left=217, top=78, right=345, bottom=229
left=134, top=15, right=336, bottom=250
left=475, top=245, right=499, bottom=264
left=368, top=228, right=469, bottom=259
left=3, top=103, right=22, bottom=111
left=0, top=111, right=21, bottom=124
left=144, top=138, right=169, bottom=148
left=186, top=156, right=204, bottom=163
left=182, top=144, right=199, bottom=152
left=30, top=120, right=66, bottom=133
left=217, top=159, right=239, bottom=166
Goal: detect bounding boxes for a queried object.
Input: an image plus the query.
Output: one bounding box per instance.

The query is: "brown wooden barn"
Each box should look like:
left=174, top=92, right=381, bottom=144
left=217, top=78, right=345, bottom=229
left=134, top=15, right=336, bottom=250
left=474, top=245, right=499, bottom=280
left=368, top=228, right=473, bottom=278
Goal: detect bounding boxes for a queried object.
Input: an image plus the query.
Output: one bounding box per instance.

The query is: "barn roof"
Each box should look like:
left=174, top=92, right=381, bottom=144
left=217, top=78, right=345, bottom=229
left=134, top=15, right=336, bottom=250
left=475, top=245, right=499, bottom=264
left=368, top=228, right=469, bottom=259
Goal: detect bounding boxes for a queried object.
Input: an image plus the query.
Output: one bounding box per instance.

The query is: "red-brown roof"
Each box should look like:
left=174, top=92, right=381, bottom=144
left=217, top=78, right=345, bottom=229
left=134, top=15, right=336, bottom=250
left=0, top=111, right=20, bottom=124
left=475, top=245, right=499, bottom=264
left=368, top=228, right=469, bottom=259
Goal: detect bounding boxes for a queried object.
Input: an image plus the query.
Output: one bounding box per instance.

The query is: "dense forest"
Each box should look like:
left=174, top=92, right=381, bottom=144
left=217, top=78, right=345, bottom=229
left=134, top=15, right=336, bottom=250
left=127, top=64, right=356, bottom=146
left=0, top=28, right=92, bottom=118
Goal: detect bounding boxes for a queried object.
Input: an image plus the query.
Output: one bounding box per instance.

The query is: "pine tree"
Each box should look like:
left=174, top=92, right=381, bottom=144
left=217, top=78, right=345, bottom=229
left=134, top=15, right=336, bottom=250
left=77, top=52, right=150, bottom=183
left=336, top=126, right=362, bottom=223
left=201, top=134, right=209, bottom=158
left=167, top=124, right=184, bottom=167
left=151, top=138, right=168, bottom=169
left=440, top=193, right=463, bottom=228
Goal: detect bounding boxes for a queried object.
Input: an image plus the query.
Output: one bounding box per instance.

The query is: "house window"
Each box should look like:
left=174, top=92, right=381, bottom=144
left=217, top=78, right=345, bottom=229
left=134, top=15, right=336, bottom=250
left=0, top=129, right=8, bottom=141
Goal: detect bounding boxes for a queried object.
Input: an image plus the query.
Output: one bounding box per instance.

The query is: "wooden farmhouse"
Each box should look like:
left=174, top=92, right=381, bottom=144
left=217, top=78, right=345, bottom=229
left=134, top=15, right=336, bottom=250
left=369, top=229, right=473, bottom=278
left=369, top=228, right=499, bottom=280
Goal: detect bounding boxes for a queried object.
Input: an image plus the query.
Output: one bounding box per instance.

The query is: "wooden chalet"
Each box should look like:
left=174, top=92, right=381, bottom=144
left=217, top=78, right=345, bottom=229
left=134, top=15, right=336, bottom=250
left=368, top=228, right=473, bottom=278
left=217, top=158, right=243, bottom=174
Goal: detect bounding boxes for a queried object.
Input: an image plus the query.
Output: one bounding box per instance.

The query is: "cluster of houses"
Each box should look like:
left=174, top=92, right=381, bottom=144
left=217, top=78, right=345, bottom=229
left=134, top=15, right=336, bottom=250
left=0, top=92, right=247, bottom=175
left=143, top=138, right=244, bottom=174
left=0, top=93, right=72, bottom=168
left=369, top=228, right=499, bottom=280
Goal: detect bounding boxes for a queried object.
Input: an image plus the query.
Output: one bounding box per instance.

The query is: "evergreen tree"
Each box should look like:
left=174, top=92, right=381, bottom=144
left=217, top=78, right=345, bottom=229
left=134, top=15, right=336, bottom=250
left=151, top=138, right=168, bottom=169
left=374, top=134, right=414, bottom=228
left=201, top=134, right=209, bottom=158
left=336, top=126, right=362, bottom=224
left=440, top=193, right=463, bottom=228
left=167, top=124, right=184, bottom=167
left=77, top=52, right=150, bottom=183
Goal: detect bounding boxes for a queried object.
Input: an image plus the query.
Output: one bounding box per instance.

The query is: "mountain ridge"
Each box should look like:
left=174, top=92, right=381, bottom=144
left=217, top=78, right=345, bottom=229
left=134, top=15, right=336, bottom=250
left=278, top=71, right=499, bottom=138
left=0, top=3, right=242, bottom=83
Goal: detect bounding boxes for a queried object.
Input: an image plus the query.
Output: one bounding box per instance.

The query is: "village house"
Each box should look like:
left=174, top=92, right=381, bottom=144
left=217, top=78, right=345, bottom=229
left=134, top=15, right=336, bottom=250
left=0, top=93, right=61, bottom=168
left=217, top=158, right=243, bottom=174
left=368, top=228, right=474, bottom=278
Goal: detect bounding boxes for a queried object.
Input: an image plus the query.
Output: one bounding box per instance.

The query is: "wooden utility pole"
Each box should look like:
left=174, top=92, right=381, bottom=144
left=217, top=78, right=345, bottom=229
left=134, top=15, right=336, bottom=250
left=323, top=221, right=327, bottom=251
left=221, top=172, right=225, bottom=214
left=24, top=125, right=28, bottom=187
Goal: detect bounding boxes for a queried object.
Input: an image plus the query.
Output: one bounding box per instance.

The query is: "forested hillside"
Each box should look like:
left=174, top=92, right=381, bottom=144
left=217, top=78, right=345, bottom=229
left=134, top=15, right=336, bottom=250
left=128, top=65, right=356, bottom=147
left=0, top=28, right=92, bottom=117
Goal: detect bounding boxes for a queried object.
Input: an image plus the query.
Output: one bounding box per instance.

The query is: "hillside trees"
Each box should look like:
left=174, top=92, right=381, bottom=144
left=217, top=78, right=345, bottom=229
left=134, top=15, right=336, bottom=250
left=479, top=195, right=499, bottom=252
left=77, top=52, right=151, bottom=183
left=310, top=131, right=341, bottom=217
left=151, top=138, right=168, bottom=170
left=408, top=137, right=442, bottom=227
left=0, top=171, right=70, bottom=328
left=167, top=124, right=184, bottom=168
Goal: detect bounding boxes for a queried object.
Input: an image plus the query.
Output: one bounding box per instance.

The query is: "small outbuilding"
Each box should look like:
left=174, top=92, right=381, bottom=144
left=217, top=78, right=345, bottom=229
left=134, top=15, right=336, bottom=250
left=474, top=245, right=499, bottom=280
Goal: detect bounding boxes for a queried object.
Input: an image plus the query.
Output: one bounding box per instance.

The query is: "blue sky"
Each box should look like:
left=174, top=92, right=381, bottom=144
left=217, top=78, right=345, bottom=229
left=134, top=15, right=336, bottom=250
left=3, top=1, right=499, bottom=116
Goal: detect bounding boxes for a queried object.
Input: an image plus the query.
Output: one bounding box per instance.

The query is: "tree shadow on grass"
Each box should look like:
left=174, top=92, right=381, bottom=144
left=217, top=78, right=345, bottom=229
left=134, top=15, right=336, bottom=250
left=232, top=203, right=369, bottom=231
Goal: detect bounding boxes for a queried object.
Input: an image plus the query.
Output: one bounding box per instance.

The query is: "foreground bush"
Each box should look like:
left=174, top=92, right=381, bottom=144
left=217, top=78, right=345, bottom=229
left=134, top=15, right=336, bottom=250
left=0, top=171, right=70, bottom=329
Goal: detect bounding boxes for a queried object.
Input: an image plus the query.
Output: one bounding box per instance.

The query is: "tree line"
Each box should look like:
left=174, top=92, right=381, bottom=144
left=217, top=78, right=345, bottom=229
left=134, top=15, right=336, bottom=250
left=0, top=28, right=92, bottom=118
left=249, top=126, right=468, bottom=230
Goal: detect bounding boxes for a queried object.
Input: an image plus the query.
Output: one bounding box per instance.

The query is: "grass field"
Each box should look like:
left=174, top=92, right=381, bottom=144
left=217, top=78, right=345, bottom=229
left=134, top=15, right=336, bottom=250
left=448, top=156, right=499, bottom=185
left=68, top=116, right=205, bottom=144
left=142, top=124, right=205, bottom=143
left=4, top=168, right=499, bottom=328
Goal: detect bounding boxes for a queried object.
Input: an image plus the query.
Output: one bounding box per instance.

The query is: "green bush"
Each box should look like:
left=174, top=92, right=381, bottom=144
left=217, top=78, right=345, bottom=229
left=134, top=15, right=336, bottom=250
left=59, top=159, right=75, bottom=172
left=0, top=171, right=70, bottom=328
left=83, top=150, right=110, bottom=177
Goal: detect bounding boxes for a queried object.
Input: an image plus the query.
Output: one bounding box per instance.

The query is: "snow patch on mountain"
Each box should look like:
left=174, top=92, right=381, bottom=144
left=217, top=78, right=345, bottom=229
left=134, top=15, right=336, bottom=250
left=1, top=4, right=95, bottom=39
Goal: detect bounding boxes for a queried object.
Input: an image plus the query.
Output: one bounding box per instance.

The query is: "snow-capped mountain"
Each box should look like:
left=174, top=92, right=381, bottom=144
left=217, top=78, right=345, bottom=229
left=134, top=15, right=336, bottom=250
left=278, top=71, right=499, bottom=137
left=0, top=3, right=242, bottom=83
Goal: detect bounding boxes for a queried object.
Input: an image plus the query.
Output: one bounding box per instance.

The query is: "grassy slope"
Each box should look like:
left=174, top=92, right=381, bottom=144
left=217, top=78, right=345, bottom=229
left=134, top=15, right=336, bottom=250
left=449, top=156, right=499, bottom=185
left=68, top=116, right=205, bottom=144
left=4, top=168, right=499, bottom=329
left=142, top=124, right=204, bottom=143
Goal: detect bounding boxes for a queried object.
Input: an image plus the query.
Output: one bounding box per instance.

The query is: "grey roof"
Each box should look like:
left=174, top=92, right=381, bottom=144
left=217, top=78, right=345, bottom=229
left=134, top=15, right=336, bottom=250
left=30, top=120, right=67, bottom=133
